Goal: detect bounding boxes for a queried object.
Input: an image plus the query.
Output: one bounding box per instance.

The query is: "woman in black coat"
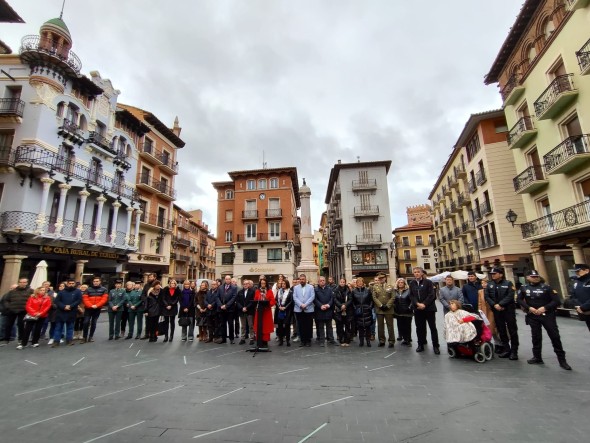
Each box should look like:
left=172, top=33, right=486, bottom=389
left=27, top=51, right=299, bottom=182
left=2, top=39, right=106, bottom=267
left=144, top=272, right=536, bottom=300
left=144, top=282, right=162, bottom=342
left=160, top=279, right=181, bottom=342
left=351, top=278, right=374, bottom=347
left=274, top=280, right=293, bottom=346
left=178, top=280, right=196, bottom=342
left=333, top=278, right=353, bottom=346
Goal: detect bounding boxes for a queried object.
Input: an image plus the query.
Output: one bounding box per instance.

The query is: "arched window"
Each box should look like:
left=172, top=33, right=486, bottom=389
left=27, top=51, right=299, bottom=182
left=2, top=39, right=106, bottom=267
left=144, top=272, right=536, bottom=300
left=543, top=18, right=555, bottom=41
left=528, top=44, right=537, bottom=64
left=79, top=114, right=88, bottom=131
left=126, top=144, right=132, bottom=158
left=56, top=101, right=65, bottom=117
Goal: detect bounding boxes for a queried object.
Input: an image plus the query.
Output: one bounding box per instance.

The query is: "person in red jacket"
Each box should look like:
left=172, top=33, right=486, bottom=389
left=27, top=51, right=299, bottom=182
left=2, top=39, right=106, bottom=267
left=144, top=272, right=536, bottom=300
left=81, top=276, right=108, bottom=343
left=21, top=286, right=52, bottom=348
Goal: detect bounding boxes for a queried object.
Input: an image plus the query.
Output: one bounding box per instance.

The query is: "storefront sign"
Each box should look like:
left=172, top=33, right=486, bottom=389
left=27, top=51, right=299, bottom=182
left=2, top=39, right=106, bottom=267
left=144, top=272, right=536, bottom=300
left=352, top=264, right=388, bottom=271
left=40, top=245, right=120, bottom=260
left=248, top=267, right=275, bottom=273
left=137, top=255, right=162, bottom=262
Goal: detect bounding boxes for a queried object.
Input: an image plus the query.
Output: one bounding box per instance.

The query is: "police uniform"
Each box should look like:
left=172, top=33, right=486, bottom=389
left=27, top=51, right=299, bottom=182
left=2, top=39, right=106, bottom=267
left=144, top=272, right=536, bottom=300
left=570, top=263, right=590, bottom=332
left=517, top=270, right=571, bottom=370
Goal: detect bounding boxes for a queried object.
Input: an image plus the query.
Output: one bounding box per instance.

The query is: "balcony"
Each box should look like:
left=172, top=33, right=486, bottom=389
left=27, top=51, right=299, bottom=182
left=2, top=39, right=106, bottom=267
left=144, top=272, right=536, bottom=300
left=353, top=205, right=379, bottom=218
left=57, top=119, right=84, bottom=145
left=356, top=234, right=382, bottom=244
left=513, top=165, right=548, bottom=194
left=460, top=221, right=475, bottom=236
left=447, top=231, right=454, bottom=242
left=236, top=232, right=288, bottom=242
left=507, top=116, right=537, bottom=150
left=467, top=179, right=477, bottom=194
left=454, top=164, right=466, bottom=179
left=442, top=184, right=451, bottom=196
left=441, top=235, right=447, bottom=243
left=171, top=253, right=191, bottom=262
left=352, top=179, right=377, bottom=191
left=448, top=175, right=459, bottom=189
left=155, top=180, right=176, bottom=201
left=0, top=211, right=133, bottom=250
left=0, top=98, right=25, bottom=119
left=475, top=169, right=487, bottom=186
left=543, top=134, right=590, bottom=175
left=136, top=172, right=160, bottom=194
left=334, top=184, right=341, bottom=198
left=265, top=208, right=283, bottom=218
left=157, top=152, right=178, bottom=175
left=474, top=235, right=498, bottom=250
left=500, top=73, right=525, bottom=107
left=443, top=208, right=451, bottom=219
left=473, top=208, right=482, bottom=222
left=479, top=201, right=492, bottom=217
left=453, top=227, right=461, bottom=237
left=138, top=141, right=161, bottom=163
left=577, top=37, right=590, bottom=75
left=458, top=193, right=469, bottom=207
left=87, top=131, right=116, bottom=156
left=567, top=0, right=590, bottom=12
left=12, top=145, right=135, bottom=200
left=242, top=210, right=259, bottom=220
left=176, top=219, right=191, bottom=231
left=521, top=199, right=590, bottom=240
left=175, top=236, right=191, bottom=247
left=534, top=74, right=578, bottom=120
left=19, top=34, right=82, bottom=75
left=450, top=201, right=459, bottom=213
left=140, top=211, right=173, bottom=230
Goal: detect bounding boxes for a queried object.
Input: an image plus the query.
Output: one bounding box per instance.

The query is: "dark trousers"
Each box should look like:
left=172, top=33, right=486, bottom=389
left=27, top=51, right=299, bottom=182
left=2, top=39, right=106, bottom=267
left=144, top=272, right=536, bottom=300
left=494, top=308, right=519, bottom=351
left=120, top=308, right=129, bottom=333
left=146, top=316, right=158, bottom=341
left=74, top=317, right=84, bottom=332
left=586, top=319, right=590, bottom=332
left=83, top=309, right=101, bottom=339
left=162, top=315, right=175, bottom=338
left=314, top=318, right=334, bottom=342
left=4, top=312, right=25, bottom=343
left=22, top=319, right=44, bottom=346
left=296, top=312, right=314, bottom=344
left=54, top=320, right=74, bottom=342
left=128, top=310, right=143, bottom=337
left=414, top=310, right=439, bottom=347
left=335, top=317, right=353, bottom=344
left=357, top=324, right=371, bottom=341
left=377, top=314, right=395, bottom=344
left=276, top=319, right=290, bottom=340
left=396, top=316, right=412, bottom=342
left=217, top=311, right=235, bottom=340
left=527, top=313, right=565, bottom=360
left=233, top=311, right=240, bottom=336
left=108, top=311, right=123, bottom=338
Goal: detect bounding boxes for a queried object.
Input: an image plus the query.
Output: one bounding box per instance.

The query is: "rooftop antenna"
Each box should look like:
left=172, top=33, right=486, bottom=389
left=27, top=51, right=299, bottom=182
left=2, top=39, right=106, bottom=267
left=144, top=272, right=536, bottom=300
left=262, top=150, right=267, bottom=169
left=357, top=156, right=360, bottom=163
left=60, top=0, right=66, bottom=19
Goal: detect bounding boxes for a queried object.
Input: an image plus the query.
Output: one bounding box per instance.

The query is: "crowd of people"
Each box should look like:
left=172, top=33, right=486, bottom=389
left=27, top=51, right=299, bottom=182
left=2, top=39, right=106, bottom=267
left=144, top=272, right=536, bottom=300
left=2, top=264, right=590, bottom=371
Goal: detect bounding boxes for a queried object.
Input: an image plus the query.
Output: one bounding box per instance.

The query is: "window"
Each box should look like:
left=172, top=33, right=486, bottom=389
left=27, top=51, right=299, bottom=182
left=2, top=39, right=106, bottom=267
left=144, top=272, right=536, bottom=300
left=402, top=236, right=410, bottom=247
left=89, top=158, right=102, bottom=184
left=246, top=223, right=257, bottom=240
left=160, top=177, right=169, bottom=193
left=429, top=234, right=435, bottom=245
left=269, top=222, right=280, bottom=239
left=415, top=236, right=423, bottom=246
left=404, top=264, right=412, bottom=274
left=140, top=166, right=150, bottom=184
left=403, top=250, right=411, bottom=260
left=424, top=263, right=431, bottom=270
left=580, top=177, right=590, bottom=201
left=0, top=129, right=15, bottom=162
left=225, top=230, right=232, bottom=242
left=422, top=249, right=429, bottom=256
left=96, top=121, right=106, bottom=137
left=143, top=138, right=154, bottom=155
left=543, top=18, right=555, bottom=41
left=225, top=210, right=233, bottom=222
left=157, top=207, right=166, bottom=228
left=258, top=179, right=267, bottom=189
left=221, top=253, right=233, bottom=265
left=270, top=178, right=279, bottom=189
left=267, top=248, right=282, bottom=262
left=466, top=133, right=481, bottom=161
left=247, top=179, right=255, bottom=190
left=360, top=194, right=371, bottom=209
left=225, top=189, right=234, bottom=199
left=161, top=150, right=170, bottom=165
left=56, top=101, right=65, bottom=117
left=244, top=249, right=258, bottom=263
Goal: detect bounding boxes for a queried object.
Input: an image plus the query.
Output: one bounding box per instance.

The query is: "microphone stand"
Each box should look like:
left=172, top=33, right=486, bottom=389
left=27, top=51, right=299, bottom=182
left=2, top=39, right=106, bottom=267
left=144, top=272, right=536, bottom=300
left=247, top=288, right=270, bottom=356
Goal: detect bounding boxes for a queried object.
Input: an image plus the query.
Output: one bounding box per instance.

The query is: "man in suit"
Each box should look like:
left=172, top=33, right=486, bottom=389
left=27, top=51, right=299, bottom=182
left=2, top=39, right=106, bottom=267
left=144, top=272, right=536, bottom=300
left=215, top=275, right=237, bottom=344
left=293, top=274, right=315, bottom=347
left=236, top=279, right=255, bottom=345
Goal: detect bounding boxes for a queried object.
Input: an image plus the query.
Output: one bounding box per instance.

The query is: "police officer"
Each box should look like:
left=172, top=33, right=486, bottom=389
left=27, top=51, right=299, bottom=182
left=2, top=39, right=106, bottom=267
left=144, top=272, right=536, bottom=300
left=570, top=263, right=590, bottom=333
left=517, top=269, right=571, bottom=370
left=484, top=267, right=519, bottom=360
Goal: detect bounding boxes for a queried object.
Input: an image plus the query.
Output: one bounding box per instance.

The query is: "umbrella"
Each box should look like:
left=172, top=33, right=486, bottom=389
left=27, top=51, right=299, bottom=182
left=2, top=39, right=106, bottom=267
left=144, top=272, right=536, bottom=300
left=30, top=260, right=48, bottom=289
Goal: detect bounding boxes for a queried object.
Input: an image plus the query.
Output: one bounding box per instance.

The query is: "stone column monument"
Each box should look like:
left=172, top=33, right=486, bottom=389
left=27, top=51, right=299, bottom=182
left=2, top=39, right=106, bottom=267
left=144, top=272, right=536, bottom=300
left=296, top=179, right=319, bottom=283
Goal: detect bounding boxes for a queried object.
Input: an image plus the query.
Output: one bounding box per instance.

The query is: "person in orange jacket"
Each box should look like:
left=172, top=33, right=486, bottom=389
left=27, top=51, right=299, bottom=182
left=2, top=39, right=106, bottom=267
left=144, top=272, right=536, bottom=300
left=21, top=286, right=52, bottom=348
left=81, top=276, right=108, bottom=343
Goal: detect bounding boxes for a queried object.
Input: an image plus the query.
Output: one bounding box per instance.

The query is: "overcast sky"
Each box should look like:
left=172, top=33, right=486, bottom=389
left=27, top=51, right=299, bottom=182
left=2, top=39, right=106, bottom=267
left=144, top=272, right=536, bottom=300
left=2, top=0, right=522, bottom=235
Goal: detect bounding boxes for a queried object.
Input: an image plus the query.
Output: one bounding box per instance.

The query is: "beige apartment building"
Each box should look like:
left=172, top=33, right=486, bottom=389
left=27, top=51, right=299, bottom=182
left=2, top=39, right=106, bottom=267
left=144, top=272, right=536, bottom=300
left=429, top=110, right=531, bottom=283
left=485, top=0, right=590, bottom=295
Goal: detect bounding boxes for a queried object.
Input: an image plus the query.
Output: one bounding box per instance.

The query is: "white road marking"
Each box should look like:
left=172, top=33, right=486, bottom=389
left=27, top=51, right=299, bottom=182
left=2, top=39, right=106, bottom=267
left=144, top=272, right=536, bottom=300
left=276, top=367, right=309, bottom=375
left=193, top=419, right=259, bottom=439
left=309, top=396, right=354, bottom=409
left=216, top=350, right=243, bottom=357
left=367, top=364, right=395, bottom=372
left=202, top=387, right=245, bottom=404
left=187, top=365, right=220, bottom=376
left=15, top=381, right=75, bottom=396
left=72, top=356, right=85, bottom=366
left=17, top=405, right=95, bottom=429
left=121, top=358, right=157, bottom=368
left=135, top=384, right=184, bottom=401
left=93, top=383, right=146, bottom=399
left=283, top=347, right=303, bottom=354
left=384, top=351, right=397, bottom=359
left=135, top=350, right=141, bottom=357
left=37, top=385, right=93, bottom=401
left=361, top=349, right=380, bottom=355
left=193, top=347, right=223, bottom=354
left=81, top=420, right=145, bottom=443
left=24, top=360, right=38, bottom=366
left=184, top=355, right=187, bottom=365
left=129, top=343, right=134, bottom=349
left=298, top=422, right=328, bottom=442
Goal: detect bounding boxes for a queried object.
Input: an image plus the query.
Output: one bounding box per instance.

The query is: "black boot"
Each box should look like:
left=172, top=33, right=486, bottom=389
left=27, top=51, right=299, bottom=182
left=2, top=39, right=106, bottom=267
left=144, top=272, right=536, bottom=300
left=278, top=338, right=284, bottom=346
left=286, top=339, right=290, bottom=347
left=366, top=337, right=372, bottom=347
left=558, top=359, right=572, bottom=370
left=359, top=336, right=364, bottom=347
left=163, top=335, right=169, bottom=343
left=509, top=350, right=518, bottom=360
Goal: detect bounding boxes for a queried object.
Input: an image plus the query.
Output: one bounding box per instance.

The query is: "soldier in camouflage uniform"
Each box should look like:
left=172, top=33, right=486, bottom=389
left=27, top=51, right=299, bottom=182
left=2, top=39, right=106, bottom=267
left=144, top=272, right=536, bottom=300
left=371, top=272, right=396, bottom=348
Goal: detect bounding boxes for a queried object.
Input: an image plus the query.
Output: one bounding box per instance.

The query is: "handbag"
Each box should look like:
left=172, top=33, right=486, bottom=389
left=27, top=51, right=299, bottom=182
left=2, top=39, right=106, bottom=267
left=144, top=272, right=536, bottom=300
left=178, top=316, right=191, bottom=327
left=157, top=316, right=167, bottom=335
left=196, top=317, right=206, bottom=327
left=24, top=314, right=39, bottom=321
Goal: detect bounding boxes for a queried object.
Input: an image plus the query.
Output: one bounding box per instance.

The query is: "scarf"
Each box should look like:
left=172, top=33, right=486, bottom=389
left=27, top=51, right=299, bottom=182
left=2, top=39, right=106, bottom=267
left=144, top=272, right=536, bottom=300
left=279, top=288, right=288, bottom=305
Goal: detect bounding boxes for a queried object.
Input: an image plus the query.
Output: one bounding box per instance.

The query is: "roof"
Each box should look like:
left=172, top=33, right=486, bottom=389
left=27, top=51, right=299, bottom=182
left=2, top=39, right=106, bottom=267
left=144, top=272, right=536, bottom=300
left=226, top=166, right=301, bottom=208
left=393, top=223, right=433, bottom=233
left=484, top=0, right=542, bottom=84
left=0, top=0, right=24, bottom=23
left=115, top=108, right=150, bottom=136
left=72, top=75, right=104, bottom=97
left=44, top=17, right=70, bottom=32
left=324, top=160, right=392, bottom=204
left=211, top=181, right=234, bottom=188
left=117, top=104, right=185, bottom=148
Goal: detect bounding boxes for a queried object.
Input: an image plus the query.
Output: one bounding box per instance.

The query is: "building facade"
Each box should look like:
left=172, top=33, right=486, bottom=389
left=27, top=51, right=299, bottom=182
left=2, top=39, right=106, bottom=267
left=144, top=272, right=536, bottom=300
left=0, top=17, right=143, bottom=293
left=324, top=160, right=396, bottom=283
left=429, top=110, right=531, bottom=283
left=212, top=167, right=300, bottom=284
left=485, top=0, right=590, bottom=296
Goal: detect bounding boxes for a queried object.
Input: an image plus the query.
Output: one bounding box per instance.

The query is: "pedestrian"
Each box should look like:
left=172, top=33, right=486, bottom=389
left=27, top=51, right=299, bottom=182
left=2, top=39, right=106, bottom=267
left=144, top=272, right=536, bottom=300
left=462, top=271, right=481, bottom=310
left=484, top=267, right=519, bottom=360
left=195, top=281, right=209, bottom=342
left=73, top=284, right=86, bottom=340
left=38, top=280, right=54, bottom=340
left=517, top=270, right=571, bottom=370
left=253, top=277, right=275, bottom=347
left=125, top=281, right=143, bottom=339
left=409, top=267, right=440, bottom=355
left=477, top=277, right=499, bottom=351
left=178, top=280, right=196, bottom=342
left=293, top=274, right=315, bottom=347
left=144, top=281, right=162, bottom=342
left=235, top=280, right=255, bottom=345
left=327, top=276, right=338, bottom=292
left=570, top=263, right=590, bottom=332
left=205, top=280, right=220, bottom=342
left=160, top=279, right=180, bottom=342
left=139, top=273, right=157, bottom=339
left=333, top=278, right=352, bottom=346
left=107, top=279, right=126, bottom=340
left=371, top=272, right=396, bottom=348
left=314, top=276, right=335, bottom=346
left=47, top=282, right=65, bottom=345
left=439, top=276, right=463, bottom=315
left=351, top=278, right=373, bottom=347
left=2, top=277, right=33, bottom=348
left=52, top=278, right=82, bottom=347
left=81, top=276, right=108, bottom=343
left=393, top=278, right=413, bottom=346
left=274, top=280, right=293, bottom=346
left=21, top=286, right=52, bottom=348
left=216, top=275, right=237, bottom=344
left=290, top=277, right=300, bottom=342
left=231, top=277, right=241, bottom=338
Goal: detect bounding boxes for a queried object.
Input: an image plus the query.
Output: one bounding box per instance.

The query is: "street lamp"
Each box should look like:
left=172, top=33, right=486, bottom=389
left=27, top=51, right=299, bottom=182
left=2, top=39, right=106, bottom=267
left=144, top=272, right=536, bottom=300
left=389, top=241, right=395, bottom=258
left=346, top=242, right=352, bottom=256
left=506, top=209, right=518, bottom=227
left=229, top=244, right=235, bottom=263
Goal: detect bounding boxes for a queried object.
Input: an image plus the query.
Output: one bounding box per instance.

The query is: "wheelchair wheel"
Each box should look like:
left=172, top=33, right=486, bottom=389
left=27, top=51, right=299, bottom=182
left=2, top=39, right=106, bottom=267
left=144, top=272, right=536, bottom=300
left=474, top=352, right=486, bottom=363
left=481, top=342, right=493, bottom=361
left=448, top=347, right=456, bottom=358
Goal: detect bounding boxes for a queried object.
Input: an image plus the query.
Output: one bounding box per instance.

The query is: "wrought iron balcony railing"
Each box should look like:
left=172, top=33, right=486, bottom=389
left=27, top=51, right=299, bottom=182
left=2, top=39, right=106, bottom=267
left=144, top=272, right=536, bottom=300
left=20, top=35, right=82, bottom=74
left=356, top=234, right=382, bottom=244
left=242, top=210, right=259, bottom=219
left=521, top=199, right=590, bottom=239
left=265, top=208, right=283, bottom=218
left=0, top=98, right=25, bottom=117
left=500, top=73, right=521, bottom=102
left=475, top=168, right=487, bottom=186
left=576, top=37, right=590, bottom=73
left=87, top=131, right=115, bottom=154
left=351, top=179, right=377, bottom=190
left=543, top=134, right=590, bottom=174
left=507, top=116, right=535, bottom=146
left=236, top=232, right=288, bottom=242
left=513, top=165, right=546, bottom=193
left=139, top=211, right=173, bottom=230
left=534, top=74, right=576, bottom=118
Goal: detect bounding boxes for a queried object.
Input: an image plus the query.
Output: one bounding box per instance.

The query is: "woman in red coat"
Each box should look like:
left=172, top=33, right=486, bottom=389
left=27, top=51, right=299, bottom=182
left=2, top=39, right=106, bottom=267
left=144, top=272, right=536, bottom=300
left=22, top=286, right=52, bottom=348
left=253, top=277, right=276, bottom=346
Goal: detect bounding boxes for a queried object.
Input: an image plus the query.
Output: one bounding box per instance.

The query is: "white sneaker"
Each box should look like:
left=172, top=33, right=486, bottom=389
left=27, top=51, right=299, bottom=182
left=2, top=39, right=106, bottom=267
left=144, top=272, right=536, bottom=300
left=16, top=345, right=23, bottom=350
left=60, top=339, right=64, bottom=343
left=32, top=343, right=39, bottom=348
left=48, top=339, right=54, bottom=345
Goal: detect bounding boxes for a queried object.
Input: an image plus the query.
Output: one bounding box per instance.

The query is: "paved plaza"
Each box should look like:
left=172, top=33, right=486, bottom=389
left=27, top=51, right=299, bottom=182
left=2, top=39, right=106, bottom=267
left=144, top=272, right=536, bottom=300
left=0, top=312, right=588, bottom=443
